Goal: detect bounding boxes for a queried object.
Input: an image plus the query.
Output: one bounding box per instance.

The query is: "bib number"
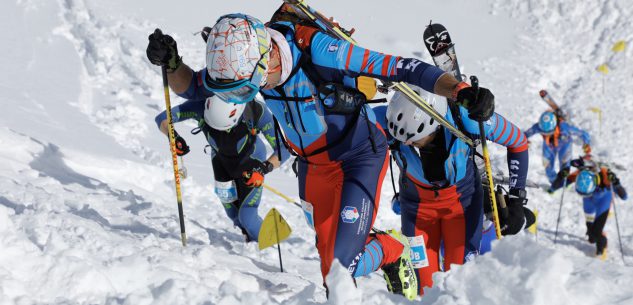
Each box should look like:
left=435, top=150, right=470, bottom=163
left=407, top=235, right=429, bottom=269
left=301, top=199, right=315, bottom=230
left=215, top=181, right=237, bottom=204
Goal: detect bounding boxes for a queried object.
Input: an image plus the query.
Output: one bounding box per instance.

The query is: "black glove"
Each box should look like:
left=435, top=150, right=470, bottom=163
left=607, top=169, right=619, bottom=185
left=570, top=158, right=584, bottom=168
left=174, top=133, right=190, bottom=156
left=558, top=167, right=571, bottom=179
left=549, top=167, right=571, bottom=192
left=242, top=160, right=274, bottom=188
left=500, top=189, right=528, bottom=236
left=608, top=169, right=628, bottom=200
left=146, top=29, right=181, bottom=72
left=454, top=83, right=495, bottom=122
left=242, top=160, right=274, bottom=177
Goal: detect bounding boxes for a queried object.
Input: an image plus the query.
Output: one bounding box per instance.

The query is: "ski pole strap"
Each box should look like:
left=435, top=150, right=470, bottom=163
left=388, top=154, right=397, bottom=194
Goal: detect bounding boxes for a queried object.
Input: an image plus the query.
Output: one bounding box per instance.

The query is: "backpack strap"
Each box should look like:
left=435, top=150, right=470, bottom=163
left=447, top=102, right=483, bottom=158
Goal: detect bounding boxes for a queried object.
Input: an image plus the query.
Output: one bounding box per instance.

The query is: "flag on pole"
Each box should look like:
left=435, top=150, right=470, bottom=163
left=597, top=64, right=609, bottom=75
left=612, top=40, right=627, bottom=53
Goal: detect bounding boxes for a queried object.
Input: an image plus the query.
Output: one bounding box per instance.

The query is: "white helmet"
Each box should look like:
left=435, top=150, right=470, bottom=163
left=203, top=14, right=271, bottom=104
left=204, top=95, right=246, bottom=131
left=386, top=88, right=447, bottom=143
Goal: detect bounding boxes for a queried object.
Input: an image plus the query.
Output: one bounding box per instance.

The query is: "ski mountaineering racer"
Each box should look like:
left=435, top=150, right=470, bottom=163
left=145, top=5, right=494, bottom=299
left=376, top=86, right=533, bottom=294
left=154, top=95, right=288, bottom=242
left=548, top=156, right=627, bottom=258
left=525, top=110, right=591, bottom=183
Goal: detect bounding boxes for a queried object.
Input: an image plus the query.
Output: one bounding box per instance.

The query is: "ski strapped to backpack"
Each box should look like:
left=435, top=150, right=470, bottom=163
left=281, top=0, right=476, bottom=148
left=539, top=89, right=566, bottom=120
left=422, top=22, right=502, bottom=238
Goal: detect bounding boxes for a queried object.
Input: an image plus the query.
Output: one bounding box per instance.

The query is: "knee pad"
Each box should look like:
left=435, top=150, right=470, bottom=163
left=215, top=180, right=237, bottom=204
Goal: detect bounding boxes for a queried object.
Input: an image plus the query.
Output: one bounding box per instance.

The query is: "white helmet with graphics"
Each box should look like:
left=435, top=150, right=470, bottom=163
left=204, top=95, right=246, bottom=131
left=203, top=14, right=272, bottom=104
left=386, top=87, right=447, bottom=143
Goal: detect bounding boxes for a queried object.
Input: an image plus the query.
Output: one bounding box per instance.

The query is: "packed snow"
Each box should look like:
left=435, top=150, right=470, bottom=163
left=1, top=0, right=632, bottom=304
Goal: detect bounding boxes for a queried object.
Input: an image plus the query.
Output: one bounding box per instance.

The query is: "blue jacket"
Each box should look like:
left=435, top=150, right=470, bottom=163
left=524, top=121, right=590, bottom=148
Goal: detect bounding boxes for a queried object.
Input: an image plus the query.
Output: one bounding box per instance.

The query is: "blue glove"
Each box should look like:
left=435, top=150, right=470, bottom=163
left=391, top=194, right=401, bottom=215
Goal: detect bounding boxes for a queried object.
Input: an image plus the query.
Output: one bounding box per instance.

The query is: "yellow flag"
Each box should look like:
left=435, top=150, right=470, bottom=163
left=588, top=107, right=602, bottom=125
left=527, top=209, right=538, bottom=234
left=588, top=107, right=602, bottom=114
left=258, top=208, right=292, bottom=250
left=612, top=40, right=627, bottom=53
left=597, top=64, right=609, bottom=75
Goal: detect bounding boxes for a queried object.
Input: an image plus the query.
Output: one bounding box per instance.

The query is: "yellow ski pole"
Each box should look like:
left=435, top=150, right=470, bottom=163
left=161, top=65, right=187, bottom=247
left=263, top=183, right=301, bottom=208
left=471, top=76, right=502, bottom=239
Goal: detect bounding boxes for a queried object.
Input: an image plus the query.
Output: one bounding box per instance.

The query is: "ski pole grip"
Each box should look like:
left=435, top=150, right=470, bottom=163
left=495, top=186, right=509, bottom=219
left=469, top=75, right=479, bottom=95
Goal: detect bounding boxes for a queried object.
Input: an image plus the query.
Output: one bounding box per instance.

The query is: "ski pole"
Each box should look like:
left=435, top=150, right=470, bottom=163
left=263, top=183, right=302, bottom=208
left=611, top=185, right=628, bottom=265
left=471, top=76, right=502, bottom=239
left=274, top=212, right=284, bottom=272
left=554, top=178, right=568, bottom=245
left=161, top=65, right=187, bottom=247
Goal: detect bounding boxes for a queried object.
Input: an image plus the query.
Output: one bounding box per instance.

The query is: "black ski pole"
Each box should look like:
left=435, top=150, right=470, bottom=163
left=274, top=212, right=284, bottom=272
left=161, top=64, right=187, bottom=247
left=554, top=179, right=568, bottom=245
left=611, top=186, right=627, bottom=265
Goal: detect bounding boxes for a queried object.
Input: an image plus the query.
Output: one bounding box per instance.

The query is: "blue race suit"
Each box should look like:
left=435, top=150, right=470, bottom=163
left=375, top=105, right=529, bottom=293
left=524, top=121, right=590, bottom=183
left=155, top=99, right=288, bottom=241
left=550, top=164, right=627, bottom=255
left=176, top=21, right=448, bottom=280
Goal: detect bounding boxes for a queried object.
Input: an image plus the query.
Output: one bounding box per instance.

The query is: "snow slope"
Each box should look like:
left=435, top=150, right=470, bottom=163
left=1, top=0, right=632, bottom=304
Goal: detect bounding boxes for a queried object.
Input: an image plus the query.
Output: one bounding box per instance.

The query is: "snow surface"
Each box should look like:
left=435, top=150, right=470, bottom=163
left=1, top=0, right=633, bottom=304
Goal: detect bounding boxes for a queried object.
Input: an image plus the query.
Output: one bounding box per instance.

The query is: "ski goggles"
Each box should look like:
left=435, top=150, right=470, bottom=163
left=204, top=71, right=262, bottom=104
left=203, top=13, right=271, bottom=104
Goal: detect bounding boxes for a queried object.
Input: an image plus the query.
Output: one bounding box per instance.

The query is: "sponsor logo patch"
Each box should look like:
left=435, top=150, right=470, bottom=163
left=341, top=206, right=359, bottom=223
left=328, top=43, right=339, bottom=52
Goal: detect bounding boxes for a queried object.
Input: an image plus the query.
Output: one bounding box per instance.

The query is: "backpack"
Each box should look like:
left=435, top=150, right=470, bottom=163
left=193, top=101, right=263, bottom=159
left=262, top=5, right=386, bottom=160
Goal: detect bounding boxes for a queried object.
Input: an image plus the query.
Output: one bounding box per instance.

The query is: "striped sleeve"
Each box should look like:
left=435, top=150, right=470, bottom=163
left=486, top=113, right=528, bottom=153
left=306, top=30, right=444, bottom=93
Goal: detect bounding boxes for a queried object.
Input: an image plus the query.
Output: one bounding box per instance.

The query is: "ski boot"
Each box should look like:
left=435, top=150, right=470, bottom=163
left=380, top=230, right=418, bottom=300
left=240, top=227, right=253, bottom=243
left=596, top=233, right=607, bottom=260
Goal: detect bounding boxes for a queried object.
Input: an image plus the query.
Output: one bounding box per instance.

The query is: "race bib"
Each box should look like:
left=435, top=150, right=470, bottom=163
left=301, top=199, right=315, bottom=230
left=215, top=181, right=237, bottom=204
left=407, top=235, right=429, bottom=269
